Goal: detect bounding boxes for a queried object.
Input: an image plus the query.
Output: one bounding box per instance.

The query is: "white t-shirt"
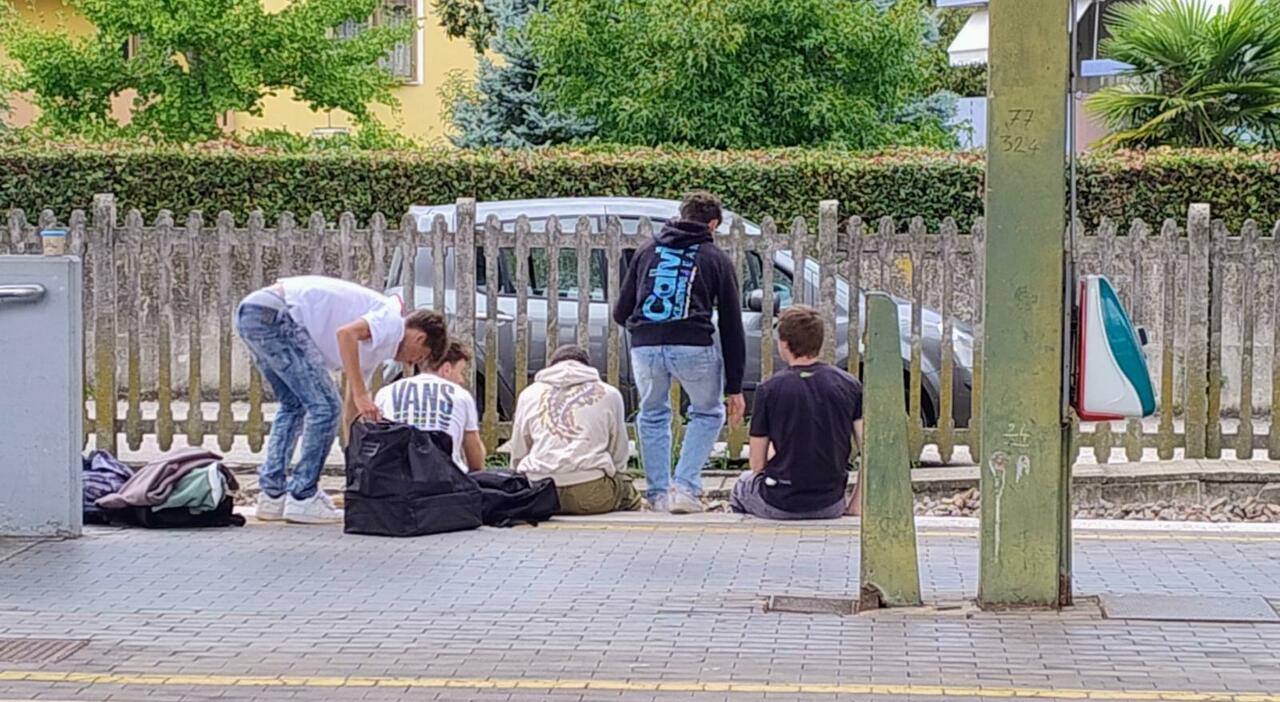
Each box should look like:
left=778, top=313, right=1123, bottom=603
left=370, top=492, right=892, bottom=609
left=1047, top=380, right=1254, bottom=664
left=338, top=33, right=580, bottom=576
left=279, top=276, right=404, bottom=380
left=375, top=373, right=479, bottom=473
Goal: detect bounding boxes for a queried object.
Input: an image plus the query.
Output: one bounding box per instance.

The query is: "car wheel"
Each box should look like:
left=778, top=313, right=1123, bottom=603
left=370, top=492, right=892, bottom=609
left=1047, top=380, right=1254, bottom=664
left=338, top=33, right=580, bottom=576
left=904, top=370, right=939, bottom=428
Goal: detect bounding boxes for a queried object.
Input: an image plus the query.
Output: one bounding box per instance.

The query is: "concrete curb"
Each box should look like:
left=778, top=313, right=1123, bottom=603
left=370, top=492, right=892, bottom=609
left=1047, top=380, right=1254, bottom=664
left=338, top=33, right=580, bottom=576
left=228, top=462, right=1280, bottom=507
left=231, top=506, right=1280, bottom=534
left=551, top=512, right=1280, bottom=534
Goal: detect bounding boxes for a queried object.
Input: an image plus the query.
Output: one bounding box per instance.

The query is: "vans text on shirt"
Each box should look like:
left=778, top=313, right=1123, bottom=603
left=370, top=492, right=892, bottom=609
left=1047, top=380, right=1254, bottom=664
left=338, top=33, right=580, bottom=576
left=374, top=373, right=479, bottom=473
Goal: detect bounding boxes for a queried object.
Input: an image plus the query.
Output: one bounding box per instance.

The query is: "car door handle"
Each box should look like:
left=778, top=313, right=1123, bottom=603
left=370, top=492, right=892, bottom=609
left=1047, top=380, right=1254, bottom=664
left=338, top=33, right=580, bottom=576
left=0, top=284, right=46, bottom=305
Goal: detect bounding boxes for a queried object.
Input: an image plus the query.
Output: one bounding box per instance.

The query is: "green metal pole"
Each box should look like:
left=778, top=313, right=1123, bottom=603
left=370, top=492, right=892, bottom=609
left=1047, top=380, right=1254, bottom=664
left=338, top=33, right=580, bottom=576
left=979, top=0, right=1072, bottom=608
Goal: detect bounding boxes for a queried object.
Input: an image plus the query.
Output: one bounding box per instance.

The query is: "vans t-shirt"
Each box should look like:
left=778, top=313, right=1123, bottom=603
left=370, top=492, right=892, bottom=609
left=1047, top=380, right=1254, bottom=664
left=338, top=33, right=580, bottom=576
left=374, top=373, right=479, bottom=473
left=749, top=362, right=863, bottom=513
left=279, top=276, right=404, bottom=380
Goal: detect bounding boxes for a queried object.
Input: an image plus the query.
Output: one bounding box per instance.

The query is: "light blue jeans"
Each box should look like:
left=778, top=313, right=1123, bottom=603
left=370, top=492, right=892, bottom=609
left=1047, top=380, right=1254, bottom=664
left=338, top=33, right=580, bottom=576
left=631, top=345, right=726, bottom=502
left=235, top=302, right=341, bottom=501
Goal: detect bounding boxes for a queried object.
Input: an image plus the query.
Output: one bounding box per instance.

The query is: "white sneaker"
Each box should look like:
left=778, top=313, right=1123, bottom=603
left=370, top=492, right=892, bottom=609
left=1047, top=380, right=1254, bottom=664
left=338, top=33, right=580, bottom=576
left=283, top=491, right=342, bottom=525
left=256, top=493, right=286, bottom=522
left=668, top=489, right=704, bottom=515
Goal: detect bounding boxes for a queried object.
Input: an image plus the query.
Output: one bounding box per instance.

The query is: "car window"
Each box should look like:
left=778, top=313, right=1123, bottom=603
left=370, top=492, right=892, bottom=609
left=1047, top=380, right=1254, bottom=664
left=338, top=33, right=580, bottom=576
left=745, top=252, right=794, bottom=311
left=404, top=213, right=716, bottom=301
left=616, top=214, right=758, bottom=236
left=522, top=249, right=606, bottom=300
left=744, top=252, right=762, bottom=303
left=500, top=217, right=550, bottom=234
left=498, top=214, right=606, bottom=301
left=772, top=264, right=795, bottom=309
left=409, top=218, right=541, bottom=294
left=407, top=243, right=489, bottom=293
left=618, top=216, right=668, bottom=234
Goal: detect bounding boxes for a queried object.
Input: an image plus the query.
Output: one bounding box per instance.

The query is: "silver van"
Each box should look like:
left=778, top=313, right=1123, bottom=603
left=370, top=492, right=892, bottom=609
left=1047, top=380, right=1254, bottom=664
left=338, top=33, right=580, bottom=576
left=385, top=198, right=973, bottom=427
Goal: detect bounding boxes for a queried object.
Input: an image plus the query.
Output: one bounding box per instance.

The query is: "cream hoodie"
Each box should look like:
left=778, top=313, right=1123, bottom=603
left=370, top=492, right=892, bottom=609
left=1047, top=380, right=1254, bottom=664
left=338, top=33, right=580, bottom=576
left=510, top=361, right=629, bottom=487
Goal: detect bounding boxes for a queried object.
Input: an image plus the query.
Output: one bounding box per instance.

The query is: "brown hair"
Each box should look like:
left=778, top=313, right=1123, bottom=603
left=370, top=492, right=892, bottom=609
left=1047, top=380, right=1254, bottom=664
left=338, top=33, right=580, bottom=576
left=549, top=344, right=591, bottom=367
left=778, top=305, right=824, bottom=359
left=679, top=191, right=723, bottom=226
left=405, top=309, right=448, bottom=363
left=428, top=338, right=472, bottom=371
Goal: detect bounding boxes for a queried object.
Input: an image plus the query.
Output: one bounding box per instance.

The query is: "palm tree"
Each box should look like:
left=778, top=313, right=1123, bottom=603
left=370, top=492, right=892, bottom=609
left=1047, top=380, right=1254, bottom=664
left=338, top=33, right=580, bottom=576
left=1087, top=0, right=1280, bottom=148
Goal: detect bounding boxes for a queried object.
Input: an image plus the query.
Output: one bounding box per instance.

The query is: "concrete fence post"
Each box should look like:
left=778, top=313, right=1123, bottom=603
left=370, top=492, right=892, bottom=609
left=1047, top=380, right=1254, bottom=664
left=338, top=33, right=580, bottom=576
left=91, top=193, right=117, bottom=454
left=1185, top=203, right=1212, bottom=459
left=858, top=292, right=922, bottom=612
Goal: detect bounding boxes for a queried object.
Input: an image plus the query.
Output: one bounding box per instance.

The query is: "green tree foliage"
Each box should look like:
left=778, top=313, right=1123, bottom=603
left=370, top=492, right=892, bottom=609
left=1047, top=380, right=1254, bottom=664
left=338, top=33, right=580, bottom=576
left=0, top=6, right=14, bottom=128
left=443, top=0, right=596, bottom=148
left=242, top=121, right=419, bottom=151
left=895, top=2, right=960, bottom=135
left=432, top=0, right=496, bottom=52
left=1088, top=0, right=1280, bottom=148
left=925, top=7, right=987, bottom=98
left=528, top=0, right=951, bottom=149
left=1, top=0, right=414, bottom=142
left=0, top=65, right=12, bottom=130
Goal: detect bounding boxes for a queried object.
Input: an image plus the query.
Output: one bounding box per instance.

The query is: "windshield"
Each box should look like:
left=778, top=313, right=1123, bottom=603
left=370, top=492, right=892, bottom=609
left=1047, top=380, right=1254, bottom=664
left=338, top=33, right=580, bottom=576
left=392, top=212, right=762, bottom=293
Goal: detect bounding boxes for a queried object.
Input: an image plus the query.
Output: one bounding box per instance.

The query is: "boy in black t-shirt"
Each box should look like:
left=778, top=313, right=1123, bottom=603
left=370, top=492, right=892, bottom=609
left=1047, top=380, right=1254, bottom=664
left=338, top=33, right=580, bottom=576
left=730, top=305, right=864, bottom=520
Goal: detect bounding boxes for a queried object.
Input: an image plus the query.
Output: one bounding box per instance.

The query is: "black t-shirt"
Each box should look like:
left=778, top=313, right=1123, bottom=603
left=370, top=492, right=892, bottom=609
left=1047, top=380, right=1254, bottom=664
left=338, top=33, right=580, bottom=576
left=749, top=362, right=863, bottom=513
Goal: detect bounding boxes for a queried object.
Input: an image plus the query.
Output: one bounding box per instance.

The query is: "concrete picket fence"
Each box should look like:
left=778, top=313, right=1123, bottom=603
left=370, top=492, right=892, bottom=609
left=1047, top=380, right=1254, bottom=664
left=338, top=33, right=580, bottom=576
left=3, top=194, right=1271, bottom=465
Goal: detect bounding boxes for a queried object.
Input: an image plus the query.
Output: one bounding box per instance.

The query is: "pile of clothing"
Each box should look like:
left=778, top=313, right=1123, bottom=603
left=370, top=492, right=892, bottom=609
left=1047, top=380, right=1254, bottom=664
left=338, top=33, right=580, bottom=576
left=82, top=450, right=133, bottom=525
left=91, top=448, right=244, bottom=528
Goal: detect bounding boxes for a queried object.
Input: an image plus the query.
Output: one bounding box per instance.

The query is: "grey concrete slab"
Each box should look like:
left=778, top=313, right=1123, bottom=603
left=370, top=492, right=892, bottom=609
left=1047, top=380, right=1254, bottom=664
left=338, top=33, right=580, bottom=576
left=1100, top=593, right=1280, bottom=624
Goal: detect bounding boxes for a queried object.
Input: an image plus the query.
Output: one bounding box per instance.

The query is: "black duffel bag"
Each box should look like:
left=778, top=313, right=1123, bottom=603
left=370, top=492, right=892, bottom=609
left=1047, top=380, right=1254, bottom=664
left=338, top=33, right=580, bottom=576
left=344, top=421, right=483, bottom=537
left=469, top=471, right=559, bottom=527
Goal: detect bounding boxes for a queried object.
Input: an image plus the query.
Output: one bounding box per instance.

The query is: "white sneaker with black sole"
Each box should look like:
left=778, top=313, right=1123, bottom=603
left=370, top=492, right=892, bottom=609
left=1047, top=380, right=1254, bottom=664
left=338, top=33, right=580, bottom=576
left=255, top=493, right=286, bottom=522
left=283, top=491, right=342, bottom=524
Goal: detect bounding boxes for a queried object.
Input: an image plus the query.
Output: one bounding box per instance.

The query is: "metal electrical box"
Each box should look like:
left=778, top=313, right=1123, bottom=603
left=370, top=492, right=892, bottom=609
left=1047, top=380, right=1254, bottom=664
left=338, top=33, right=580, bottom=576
left=0, top=256, right=83, bottom=537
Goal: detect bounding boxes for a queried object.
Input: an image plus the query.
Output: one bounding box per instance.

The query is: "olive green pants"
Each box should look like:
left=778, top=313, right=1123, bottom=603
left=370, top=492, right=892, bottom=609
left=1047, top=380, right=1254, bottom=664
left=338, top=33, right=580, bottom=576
left=555, top=472, right=644, bottom=516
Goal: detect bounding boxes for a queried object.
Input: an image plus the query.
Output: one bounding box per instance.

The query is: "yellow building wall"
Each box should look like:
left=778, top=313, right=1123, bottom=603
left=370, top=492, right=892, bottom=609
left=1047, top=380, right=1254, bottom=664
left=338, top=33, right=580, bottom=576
left=237, top=0, right=474, bottom=145
left=3, top=0, right=135, bottom=128
left=7, top=0, right=92, bottom=32
left=4, top=0, right=476, bottom=144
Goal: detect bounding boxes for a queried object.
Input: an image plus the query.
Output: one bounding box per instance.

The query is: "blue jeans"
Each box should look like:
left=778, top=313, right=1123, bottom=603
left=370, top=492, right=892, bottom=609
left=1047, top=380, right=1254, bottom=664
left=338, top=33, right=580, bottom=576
left=631, top=345, right=726, bottom=502
left=235, top=303, right=341, bottom=500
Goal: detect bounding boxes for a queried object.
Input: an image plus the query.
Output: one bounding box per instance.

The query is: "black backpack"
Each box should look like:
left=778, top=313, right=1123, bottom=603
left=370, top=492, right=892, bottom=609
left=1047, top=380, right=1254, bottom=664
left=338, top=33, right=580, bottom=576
left=469, top=471, right=559, bottom=527
left=343, top=421, right=483, bottom=537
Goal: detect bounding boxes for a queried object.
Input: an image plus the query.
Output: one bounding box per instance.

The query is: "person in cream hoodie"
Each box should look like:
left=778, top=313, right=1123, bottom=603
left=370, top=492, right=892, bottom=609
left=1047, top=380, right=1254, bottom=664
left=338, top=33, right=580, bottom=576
left=509, top=345, right=643, bottom=515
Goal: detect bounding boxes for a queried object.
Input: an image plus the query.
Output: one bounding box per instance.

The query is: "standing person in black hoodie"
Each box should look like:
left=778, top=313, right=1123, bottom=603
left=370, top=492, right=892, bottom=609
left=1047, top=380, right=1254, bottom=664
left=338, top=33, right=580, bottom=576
left=612, top=191, right=747, bottom=513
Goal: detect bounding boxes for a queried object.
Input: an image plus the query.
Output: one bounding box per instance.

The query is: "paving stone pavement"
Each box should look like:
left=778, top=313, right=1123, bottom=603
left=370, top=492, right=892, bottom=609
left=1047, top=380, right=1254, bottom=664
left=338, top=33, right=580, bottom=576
left=1, top=517, right=1279, bottom=701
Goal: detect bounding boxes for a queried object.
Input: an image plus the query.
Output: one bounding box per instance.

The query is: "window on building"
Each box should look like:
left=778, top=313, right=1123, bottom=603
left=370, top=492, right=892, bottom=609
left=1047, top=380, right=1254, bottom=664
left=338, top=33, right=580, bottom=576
left=120, top=35, right=142, bottom=61
left=335, top=0, right=420, bottom=83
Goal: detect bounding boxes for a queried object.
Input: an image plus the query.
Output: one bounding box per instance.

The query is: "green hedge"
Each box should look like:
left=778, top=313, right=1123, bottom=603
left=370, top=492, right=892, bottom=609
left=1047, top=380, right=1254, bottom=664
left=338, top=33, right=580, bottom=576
left=1, top=144, right=1277, bottom=230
